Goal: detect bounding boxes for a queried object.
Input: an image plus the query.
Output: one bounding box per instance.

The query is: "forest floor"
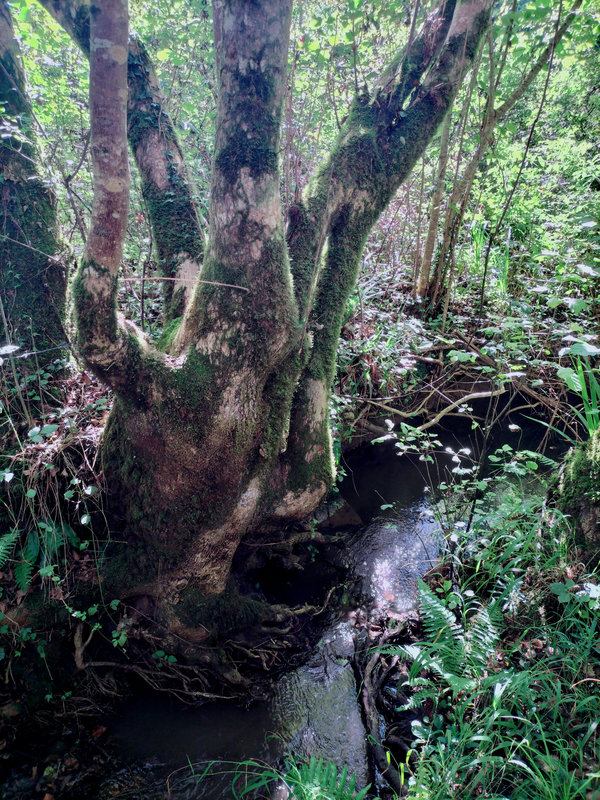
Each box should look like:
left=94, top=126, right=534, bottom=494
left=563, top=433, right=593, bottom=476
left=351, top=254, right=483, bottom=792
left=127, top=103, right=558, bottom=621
left=0, top=289, right=598, bottom=799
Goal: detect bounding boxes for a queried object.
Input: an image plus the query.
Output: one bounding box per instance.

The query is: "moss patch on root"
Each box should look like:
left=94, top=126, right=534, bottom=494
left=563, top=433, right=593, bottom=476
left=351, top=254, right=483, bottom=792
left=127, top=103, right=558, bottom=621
left=556, top=429, right=600, bottom=563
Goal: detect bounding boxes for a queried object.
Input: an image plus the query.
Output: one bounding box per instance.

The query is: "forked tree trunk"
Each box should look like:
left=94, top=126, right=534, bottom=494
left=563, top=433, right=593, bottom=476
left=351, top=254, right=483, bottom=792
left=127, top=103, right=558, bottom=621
left=0, top=0, right=65, bottom=364
left=38, top=0, right=206, bottom=322
left=69, top=0, right=492, bottom=637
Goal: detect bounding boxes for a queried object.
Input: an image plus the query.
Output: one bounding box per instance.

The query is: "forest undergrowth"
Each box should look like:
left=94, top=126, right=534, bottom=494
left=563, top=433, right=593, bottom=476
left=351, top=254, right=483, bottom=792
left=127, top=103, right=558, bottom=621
left=2, top=335, right=600, bottom=799
left=180, top=442, right=600, bottom=800
left=1, top=0, right=600, bottom=797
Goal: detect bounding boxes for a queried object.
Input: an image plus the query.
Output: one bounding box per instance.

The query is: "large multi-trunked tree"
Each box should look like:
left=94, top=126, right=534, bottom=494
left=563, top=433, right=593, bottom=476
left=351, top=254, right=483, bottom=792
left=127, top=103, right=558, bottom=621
left=2, top=0, right=492, bottom=637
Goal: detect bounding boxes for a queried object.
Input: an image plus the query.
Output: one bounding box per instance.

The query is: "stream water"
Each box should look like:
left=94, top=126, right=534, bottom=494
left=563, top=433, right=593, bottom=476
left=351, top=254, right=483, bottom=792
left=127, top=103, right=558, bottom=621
left=101, top=440, right=446, bottom=799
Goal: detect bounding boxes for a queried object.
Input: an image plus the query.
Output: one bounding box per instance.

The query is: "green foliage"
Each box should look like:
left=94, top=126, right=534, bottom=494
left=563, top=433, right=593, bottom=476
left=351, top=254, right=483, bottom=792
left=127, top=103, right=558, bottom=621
left=0, top=530, right=18, bottom=568
left=13, top=559, right=34, bottom=594
left=229, top=756, right=370, bottom=800
left=391, top=581, right=501, bottom=705
left=282, top=757, right=370, bottom=800
left=382, top=457, right=600, bottom=800
left=558, top=354, right=600, bottom=435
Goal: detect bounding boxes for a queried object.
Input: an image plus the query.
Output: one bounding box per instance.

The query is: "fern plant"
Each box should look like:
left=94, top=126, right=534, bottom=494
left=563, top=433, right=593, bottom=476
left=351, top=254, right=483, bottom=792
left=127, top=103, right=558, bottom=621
left=283, top=758, right=370, bottom=800
left=234, top=756, right=370, bottom=800
left=0, top=520, right=82, bottom=594
left=391, top=580, right=501, bottom=705
left=0, top=530, right=18, bottom=569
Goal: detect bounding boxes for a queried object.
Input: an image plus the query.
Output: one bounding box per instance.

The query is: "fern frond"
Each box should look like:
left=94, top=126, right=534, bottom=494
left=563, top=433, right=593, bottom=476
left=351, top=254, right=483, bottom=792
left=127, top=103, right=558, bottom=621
left=22, top=530, right=40, bottom=565
left=0, top=531, right=18, bottom=568
left=14, top=560, right=34, bottom=592
left=417, top=580, right=464, bottom=650
left=285, top=756, right=370, bottom=800
left=465, top=605, right=500, bottom=672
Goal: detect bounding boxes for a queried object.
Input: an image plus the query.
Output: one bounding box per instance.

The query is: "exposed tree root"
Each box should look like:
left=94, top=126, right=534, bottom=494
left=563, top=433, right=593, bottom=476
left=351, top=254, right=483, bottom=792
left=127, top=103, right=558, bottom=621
left=358, top=630, right=405, bottom=796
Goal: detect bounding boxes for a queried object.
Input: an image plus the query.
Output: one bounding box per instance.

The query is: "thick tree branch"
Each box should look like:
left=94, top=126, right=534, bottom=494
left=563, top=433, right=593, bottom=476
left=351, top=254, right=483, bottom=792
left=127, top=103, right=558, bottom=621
left=280, top=0, right=493, bottom=503
left=287, top=0, right=487, bottom=322
left=376, top=0, right=458, bottom=120
left=86, top=2, right=129, bottom=276
left=73, top=0, right=137, bottom=381
left=176, top=0, right=298, bottom=373
left=37, top=0, right=206, bottom=323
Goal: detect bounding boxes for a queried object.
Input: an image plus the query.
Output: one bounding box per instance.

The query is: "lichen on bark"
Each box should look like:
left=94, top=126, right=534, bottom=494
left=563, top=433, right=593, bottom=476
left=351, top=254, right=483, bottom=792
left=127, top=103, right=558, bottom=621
left=0, top=0, right=65, bottom=362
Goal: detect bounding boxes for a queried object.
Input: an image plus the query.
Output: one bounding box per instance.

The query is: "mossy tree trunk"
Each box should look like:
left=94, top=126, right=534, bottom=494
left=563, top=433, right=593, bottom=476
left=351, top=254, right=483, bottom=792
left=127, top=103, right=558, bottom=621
left=64, top=0, right=492, bottom=636
left=38, top=0, right=206, bottom=322
left=557, top=429, right=600, bottom=565
left=0, top=0, right=65, bottom=364
left=277, top=0, right=492, bottom=514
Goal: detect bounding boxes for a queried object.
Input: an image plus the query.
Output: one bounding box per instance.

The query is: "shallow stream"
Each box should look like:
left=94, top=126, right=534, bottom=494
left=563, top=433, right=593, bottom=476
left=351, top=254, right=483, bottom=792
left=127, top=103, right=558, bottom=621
left=102, top=440, right=445, bottom=798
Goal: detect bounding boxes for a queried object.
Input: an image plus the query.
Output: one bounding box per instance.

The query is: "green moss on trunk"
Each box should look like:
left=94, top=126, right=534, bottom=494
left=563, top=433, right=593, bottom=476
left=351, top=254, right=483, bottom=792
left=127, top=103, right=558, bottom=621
left=556, top=430, right=600, bottom=563
left=0, top=9, right=65, bottom=361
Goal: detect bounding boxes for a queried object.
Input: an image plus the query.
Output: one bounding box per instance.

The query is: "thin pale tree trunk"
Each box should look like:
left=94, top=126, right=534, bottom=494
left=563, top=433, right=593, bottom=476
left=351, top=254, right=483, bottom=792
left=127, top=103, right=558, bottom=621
left=38, top=0, right=205, bottom=323
left=415, top=105, right=453, bottom=300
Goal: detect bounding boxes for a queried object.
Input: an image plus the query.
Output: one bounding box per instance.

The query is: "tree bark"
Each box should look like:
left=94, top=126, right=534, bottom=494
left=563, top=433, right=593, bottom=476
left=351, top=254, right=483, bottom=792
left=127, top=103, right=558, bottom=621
left=37, top=0, right=206, bottom=323
left=72, top=0, right=132, bottom=378
left=57, top=0, right=494, bottom=638
left=278, top=0, right=493, bottom=511
left=80, top=0, right=301, bottom=609
left=0, top=0, right=65, bottom=364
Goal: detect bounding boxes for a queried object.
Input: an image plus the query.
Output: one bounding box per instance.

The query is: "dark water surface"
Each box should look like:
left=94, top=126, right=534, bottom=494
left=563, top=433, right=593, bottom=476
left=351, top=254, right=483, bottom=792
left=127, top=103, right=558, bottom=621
left=111, top=697, right=275, bottom=765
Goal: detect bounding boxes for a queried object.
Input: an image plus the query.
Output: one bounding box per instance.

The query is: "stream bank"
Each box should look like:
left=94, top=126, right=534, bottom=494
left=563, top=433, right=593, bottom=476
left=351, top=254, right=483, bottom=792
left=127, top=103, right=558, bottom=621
left=1, top=414, right=570, bottom=800
left=1, top=437, right=444, bottom=799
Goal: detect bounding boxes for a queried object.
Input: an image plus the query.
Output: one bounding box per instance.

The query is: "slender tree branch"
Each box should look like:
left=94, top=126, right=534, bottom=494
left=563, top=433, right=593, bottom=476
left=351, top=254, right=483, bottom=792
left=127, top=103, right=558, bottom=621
left=494, top=0, right=581, bottom=121
left=478, top=0, right=563, bottom=314
left=37, top=0, right=206, bottom=323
